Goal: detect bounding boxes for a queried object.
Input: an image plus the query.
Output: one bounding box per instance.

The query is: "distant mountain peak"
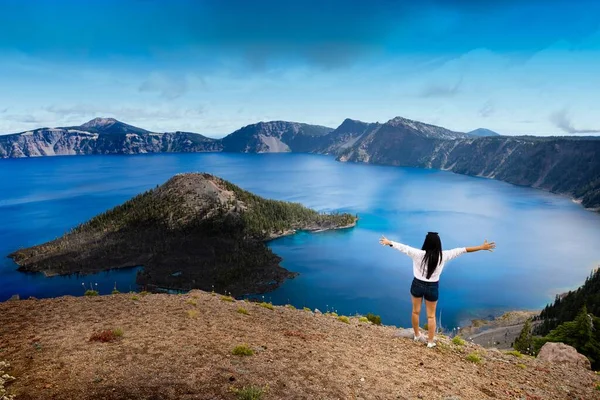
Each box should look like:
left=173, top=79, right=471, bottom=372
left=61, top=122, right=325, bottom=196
left=80, top=117, right=119, bottom=129
left=468, top=128, right=501, bottom=137
left=75, top=117, right=150, bottom=135
left=384, top=116, right=466, bottom=139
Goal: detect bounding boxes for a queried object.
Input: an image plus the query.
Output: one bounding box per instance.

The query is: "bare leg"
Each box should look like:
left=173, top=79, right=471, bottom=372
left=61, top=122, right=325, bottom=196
left=411, top=296, right=423, bottom=337
left=425, top=300, right=438, bottom=343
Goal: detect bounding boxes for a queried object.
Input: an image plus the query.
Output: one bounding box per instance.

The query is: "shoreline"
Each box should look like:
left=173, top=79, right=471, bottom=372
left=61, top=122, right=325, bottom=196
left=458, top=310, right=540, bottom=349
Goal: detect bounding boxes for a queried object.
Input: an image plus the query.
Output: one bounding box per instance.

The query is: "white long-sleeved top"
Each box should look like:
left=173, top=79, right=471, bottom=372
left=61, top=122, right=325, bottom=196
left=390, top=240, right=467, bottom=282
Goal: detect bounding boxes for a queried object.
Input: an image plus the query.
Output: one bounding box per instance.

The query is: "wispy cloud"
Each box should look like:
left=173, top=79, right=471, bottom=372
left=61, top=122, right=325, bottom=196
left=44, top=103, right=206, bottom=122
left=479, top=101, right=494, bottom=118
left=139, top=72, right=189, bottom=99
left=418, top=77, right=463, bottom=98
left=550, top=108, right=600, bottom=134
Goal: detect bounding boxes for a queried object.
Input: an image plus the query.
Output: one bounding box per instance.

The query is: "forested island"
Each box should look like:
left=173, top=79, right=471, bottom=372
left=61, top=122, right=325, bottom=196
left=9, top=173, right=357, bottom=296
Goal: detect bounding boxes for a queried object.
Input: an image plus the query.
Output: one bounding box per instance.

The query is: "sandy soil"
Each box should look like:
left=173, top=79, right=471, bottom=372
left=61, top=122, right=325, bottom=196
left=1, top=292, right=598, bottom=400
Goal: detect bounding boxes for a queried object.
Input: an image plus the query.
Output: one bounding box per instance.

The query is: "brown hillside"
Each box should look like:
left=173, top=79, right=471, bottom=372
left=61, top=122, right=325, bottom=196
left=0, top=291, right=598, bottom=400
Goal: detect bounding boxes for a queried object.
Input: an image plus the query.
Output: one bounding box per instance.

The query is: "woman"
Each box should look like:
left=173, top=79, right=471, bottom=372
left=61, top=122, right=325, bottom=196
left=379, top=232, right=495, bottom=348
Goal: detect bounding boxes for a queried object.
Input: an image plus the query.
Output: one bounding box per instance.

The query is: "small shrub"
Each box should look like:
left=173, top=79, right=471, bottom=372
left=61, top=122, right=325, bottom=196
left=112, top=328, right=124, bottom=337
left=187, top=310, right=199, bottom=318
left=237, top=307, right=249, bottom=315
left=331, top=312, right=338, bottom=317
left=259, top=302, right=274, bottom=310
left=84, top=290, right=99, bottom=297
left=358, top=316, right=369, bottom=323
left=131, top=295, right=140, bottom=301
left=423, top=323, right=429, bottom=330
left=366, top=313, right=381, bottom=325
left=232, top=344, right=254, bottom=356
left=517, top=363, right=526, bottom=369
left=466, top=352, right=482, bottom=363
left=232, top=385, right=266, bottom=400
left=596, top=383, right=600, bottom=391
left=90, top=330, right=121, bottom=343
left=303, top=307, right=311, bottom=312
left=452, top=336, right=466, bottom=346
left=338, top=316, right=350, bottom=324
left=111, top=289, right=120, bottom=295
left=286, top=304, right=296, bottom=310
left=505, top=350, right=523, bottom=358
left=221, top=295, right=235, bottom=302
left=139, top=291, right=150, bottom=296
left=186, top=299, right=198, bottom=306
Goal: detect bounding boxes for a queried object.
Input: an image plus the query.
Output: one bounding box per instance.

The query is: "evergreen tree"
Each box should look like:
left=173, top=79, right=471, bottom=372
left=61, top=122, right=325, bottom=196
left=514, top=318, right=533, bottom=354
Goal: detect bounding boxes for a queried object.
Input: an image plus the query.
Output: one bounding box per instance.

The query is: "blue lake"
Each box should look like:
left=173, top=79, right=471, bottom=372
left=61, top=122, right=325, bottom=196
left=1, top=153, right=599, bottom=329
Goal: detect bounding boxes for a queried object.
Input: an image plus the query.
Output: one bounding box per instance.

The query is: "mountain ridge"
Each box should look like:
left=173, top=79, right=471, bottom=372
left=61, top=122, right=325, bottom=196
left=1, top=116, right=599, bottom=210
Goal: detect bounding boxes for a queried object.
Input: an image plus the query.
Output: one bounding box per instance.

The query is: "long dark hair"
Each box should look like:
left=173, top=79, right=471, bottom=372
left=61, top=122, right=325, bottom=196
left=421, top=232, right=443, bottom=279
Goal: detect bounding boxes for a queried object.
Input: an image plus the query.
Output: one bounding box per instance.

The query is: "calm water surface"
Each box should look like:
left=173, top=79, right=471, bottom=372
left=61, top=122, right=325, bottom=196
left=1, top=153, right=599, bottom=328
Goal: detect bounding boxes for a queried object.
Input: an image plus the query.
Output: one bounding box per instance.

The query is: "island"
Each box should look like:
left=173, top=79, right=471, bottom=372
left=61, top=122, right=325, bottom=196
left=9, top=173, right=357, bottom=296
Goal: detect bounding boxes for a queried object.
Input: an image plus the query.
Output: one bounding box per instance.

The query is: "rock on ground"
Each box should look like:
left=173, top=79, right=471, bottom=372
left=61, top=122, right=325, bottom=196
left=536, top=342, right=592, bottom=370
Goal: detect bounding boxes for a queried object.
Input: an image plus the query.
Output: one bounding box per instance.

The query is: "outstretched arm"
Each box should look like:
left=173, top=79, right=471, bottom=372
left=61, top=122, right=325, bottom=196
left=466, top=240, right=496, bottom=253
left=379, top=235, right=422, bottom=259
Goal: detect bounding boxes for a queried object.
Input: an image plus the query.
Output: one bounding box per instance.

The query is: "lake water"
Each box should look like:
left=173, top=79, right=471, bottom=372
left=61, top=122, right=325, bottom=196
left=1, top=153, right=599, bottom=329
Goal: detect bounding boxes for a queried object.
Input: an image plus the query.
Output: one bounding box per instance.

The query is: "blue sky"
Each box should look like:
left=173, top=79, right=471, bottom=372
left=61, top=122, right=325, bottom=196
left=1, top=0, right=599, bottom=136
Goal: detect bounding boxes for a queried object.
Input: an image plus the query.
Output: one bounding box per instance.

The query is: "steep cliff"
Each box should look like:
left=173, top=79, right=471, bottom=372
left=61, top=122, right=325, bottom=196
left=337, top=129, right=600, bottom=209
left=221, top=120, right=333, bottom=153
left=0, top=118, right=221, bottom=157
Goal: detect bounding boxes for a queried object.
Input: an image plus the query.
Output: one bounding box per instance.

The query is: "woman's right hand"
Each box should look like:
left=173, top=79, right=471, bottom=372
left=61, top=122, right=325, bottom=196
left=379, top=235, right=392, bottom=246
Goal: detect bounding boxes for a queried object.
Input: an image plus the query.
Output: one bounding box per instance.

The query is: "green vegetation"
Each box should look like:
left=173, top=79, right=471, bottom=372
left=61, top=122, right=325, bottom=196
left=514, top=319, right=534, bottom=355
left=533, top=306, right=600, bottom=369
left=231, top=385, right=266, bottom=400
left=131, top=295, right=140, bottom=301
left=221, top=295, right=235, bottom=302
left=536, top=269, right=600, bottom=335
left=259, top=302, right=274, bottom=310
left=423, top=323, right=429, bottom=330
left=84, top=290, right=99, bottom=297
left=139, top=291, right=150, bottom=296
left=111, top=289, right=120, bottom=295
left=303, top=307, right=312, bottom=312
left=285, top=304, right=296, bottom=310
left=466, top=352, right=482, bottom=363
left=366, top=313, right=381, bottom=325
left=452, top=336, right=466, bottom=346
left=187, top=310, right=199, bottom=318
left=112, top=328, right=124, bottom=337
left=517, top=363, right=527, bottom=369
left=186, top=299, right=197, bottom=306
left=237, top=307, right=249, bottom=315
left=330, top=312, right=338, bottom=317
left=232, top=344, right=254, bottom=356
left=338, top=316, right=350, bottom=324
left=527, top=268, right=600, bottom=370
left=358, top=316, right=369, bottom=323
left=504, top=350, right=523, bottom=358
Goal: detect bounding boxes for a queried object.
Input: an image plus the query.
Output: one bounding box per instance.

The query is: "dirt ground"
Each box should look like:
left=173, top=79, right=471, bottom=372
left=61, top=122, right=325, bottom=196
left=1, top=291, right=598, bottom=400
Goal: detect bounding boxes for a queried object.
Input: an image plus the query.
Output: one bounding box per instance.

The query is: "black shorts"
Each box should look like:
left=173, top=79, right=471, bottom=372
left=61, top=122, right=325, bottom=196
left=410, top=278, right=439, bottom=302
